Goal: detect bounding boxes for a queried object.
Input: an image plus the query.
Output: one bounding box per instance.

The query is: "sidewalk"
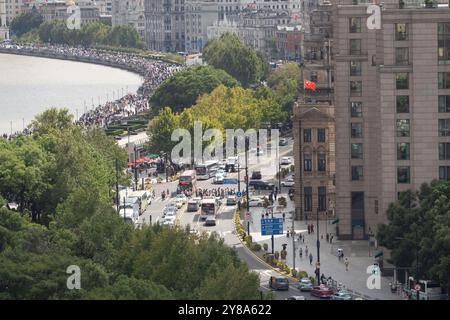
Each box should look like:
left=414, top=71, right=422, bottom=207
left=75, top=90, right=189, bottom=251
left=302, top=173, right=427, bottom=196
left=245, top=195, right=404, bottom=300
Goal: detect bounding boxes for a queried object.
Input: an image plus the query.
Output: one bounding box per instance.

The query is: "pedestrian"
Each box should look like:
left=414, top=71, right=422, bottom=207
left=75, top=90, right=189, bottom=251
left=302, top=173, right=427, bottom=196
left=299, top=247, right=303, bottom=258
left=326, top=233, right=329, bottom=242
left=344, top=258, right=349, bottom=271
left=167, top=188, right=170, bottom=197
left=261, top=213, right=264, bottom=219
left=302, top=236, right=305, bottom=243
left=287, top=230, right=290, bottom=238
left=305, top=246, right=308, bottom=257
left=311, top=224, right=314, bottom=233
left=282, top=212, right=286, bottom=222
left=307, top=224, right=311, bottom=234
left=330, top=235, right=334, bottom=244
left=265, top=212, right=269, bottom=218
left=309, top=253, right=313, bottom=265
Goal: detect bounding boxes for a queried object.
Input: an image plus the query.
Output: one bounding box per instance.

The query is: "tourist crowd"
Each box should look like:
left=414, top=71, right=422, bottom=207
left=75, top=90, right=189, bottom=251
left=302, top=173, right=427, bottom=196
left=0, top=42, right=182, bottom=136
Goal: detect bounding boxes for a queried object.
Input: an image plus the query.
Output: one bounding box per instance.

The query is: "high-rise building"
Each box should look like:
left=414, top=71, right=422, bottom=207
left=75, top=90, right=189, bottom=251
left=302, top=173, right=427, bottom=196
left=185, top=0, right=218, bottom=52
left=144, top=0, right=186, bottom=52
left=112, top=0, right=145, bottom=39
left=332, top=0, right=450, bottom=240
left=0, top=0, right=9, bottom=40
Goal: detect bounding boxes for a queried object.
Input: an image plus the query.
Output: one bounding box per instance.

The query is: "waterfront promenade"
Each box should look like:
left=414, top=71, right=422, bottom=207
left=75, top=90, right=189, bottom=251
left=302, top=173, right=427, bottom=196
left=0, top=43, right=183, bottom=138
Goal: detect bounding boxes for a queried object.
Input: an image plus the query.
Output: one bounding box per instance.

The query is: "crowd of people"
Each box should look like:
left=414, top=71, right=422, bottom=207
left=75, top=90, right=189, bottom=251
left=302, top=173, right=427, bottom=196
left=0, top=42, right=182, bottom=136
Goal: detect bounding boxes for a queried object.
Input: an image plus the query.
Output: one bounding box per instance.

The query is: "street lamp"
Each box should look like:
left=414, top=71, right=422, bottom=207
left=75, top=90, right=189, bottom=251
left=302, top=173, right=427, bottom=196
left=316, top=207, right=321, bottom=285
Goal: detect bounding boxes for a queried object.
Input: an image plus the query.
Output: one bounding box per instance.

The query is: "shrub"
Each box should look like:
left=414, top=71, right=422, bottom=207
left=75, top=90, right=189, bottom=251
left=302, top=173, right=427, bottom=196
left=280, top=250, right=287, bottom=260
left=250, top=243, right=261, bottom=252
left=291, top=269, right=297, bottom=277
left=298, top=271, right=308, bottom=279
left=263, top=243, right=268, bottom=251
left=274, top=251, right=280, bottom=260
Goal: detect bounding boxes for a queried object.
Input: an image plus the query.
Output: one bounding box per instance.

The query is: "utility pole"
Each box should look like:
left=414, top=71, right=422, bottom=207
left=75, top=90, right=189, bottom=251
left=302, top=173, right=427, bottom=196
left=316, top=207, right=321, bottom=285
left=245, top=137, right=250, bottom=234
left=134, top=145, right=138, bottom=191
left=292, top=209, right=296, bottom=271
left=115, top=158, right=119, bottom=212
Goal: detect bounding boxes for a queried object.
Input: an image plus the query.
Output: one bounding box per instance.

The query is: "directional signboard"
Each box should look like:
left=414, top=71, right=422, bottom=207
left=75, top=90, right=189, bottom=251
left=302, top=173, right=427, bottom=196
left=261, top=218, right=283, bottom=236
left=223, top=178, right=238, bottom=184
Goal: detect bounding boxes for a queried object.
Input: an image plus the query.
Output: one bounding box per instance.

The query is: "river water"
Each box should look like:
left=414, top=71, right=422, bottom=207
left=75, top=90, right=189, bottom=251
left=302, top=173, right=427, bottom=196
left=0, top=53, right=143, bottom=134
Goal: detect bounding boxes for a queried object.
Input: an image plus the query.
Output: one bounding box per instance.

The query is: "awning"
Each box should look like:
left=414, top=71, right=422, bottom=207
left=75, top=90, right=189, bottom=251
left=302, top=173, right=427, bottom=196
left=331, top=219, right=340, bottom=224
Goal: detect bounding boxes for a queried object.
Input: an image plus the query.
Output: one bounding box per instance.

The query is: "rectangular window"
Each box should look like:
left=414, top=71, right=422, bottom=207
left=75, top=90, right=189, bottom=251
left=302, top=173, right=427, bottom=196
left=396, top=73, right=409, bottom=90
left=351, top=123, right=363, bottom=138
left=303, top=128, right=311, bottom=143
left=304, top=154, right=312, bottom=172
left=351, top=166, right=364, bottom=181
left=397, top=142, right=410, bottom=160
left=318, top=128, right=326, bottom=143
left=439, top=73, right=450, bottom=89
left=349, top=17, right=362, bottom=33
left=318, top=187, right=327, bottom=211
left=304, top=187, right=312, bottom=212
left=395, top=23, right=408, bottom=41
left=439, top=119, right=450, bottom=137
left=351, top=143, right=363, bottom=159
left=350, top=81, right=362, bottom=97
left=351, top=192, right=364, bottom=211
left=318, top=154, right=326, bottom=172
left=396, top=96, right=410, bottom=113
left=396, top=47, right=409, bottom=65
left=439, top=142, right=450, bottom=160
left=438, top=23, right=450, bottom=62
left=350, top=39, right=361, bottom=55
left=351, top=102, right=363, bottom=117
left=439, top=166, right=450, bottom=181
left=350, top=61, right=362, bottom=76
left=397, top=119, right=410, bottom=137
left=397, top=166, right=411, bottom=184
left=439, top=96, right=450, bottom=113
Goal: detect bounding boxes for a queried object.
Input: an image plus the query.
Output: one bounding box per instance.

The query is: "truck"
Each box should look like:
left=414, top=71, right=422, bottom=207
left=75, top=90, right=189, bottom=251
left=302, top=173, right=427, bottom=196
left=118, top=197, right=140, bottom=225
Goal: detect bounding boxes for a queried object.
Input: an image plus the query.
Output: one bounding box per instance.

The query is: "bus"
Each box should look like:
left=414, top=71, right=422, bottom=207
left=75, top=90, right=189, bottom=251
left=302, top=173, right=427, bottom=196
left=200, top=197, right=219, bottom=221
left=195, top=160, right=219, bottom=180
left=179, top=170, right=197, bottom=192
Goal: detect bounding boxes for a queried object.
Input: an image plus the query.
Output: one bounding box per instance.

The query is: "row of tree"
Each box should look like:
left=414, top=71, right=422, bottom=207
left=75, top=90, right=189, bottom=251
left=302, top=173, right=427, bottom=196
left=377, top=181, right=450, bottom=291
left=0, top=109, right=263, bottom=299
left=11, top=12, right=143, bottom=48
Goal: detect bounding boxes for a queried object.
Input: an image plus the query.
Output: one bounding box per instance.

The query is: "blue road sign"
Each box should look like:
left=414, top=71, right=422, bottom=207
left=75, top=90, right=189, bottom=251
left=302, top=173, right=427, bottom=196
left=261, top=218, right=283, bottom=236
left=236, top=191, right=242, bottom=197
left=223, top=178, right=238, bottom=184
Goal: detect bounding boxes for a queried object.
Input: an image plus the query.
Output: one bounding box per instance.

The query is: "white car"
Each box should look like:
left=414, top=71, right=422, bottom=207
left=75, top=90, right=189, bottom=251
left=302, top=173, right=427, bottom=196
left=175, top=198, right=184, bottom=209
left=281, top=177, right=295, bottom=187
left=162, top=216, right=176, bottom=226
left=214, top=175, right=224, bottom=184
left=162, top=209, right=176, bottom=219
left=248, top=198, right=264, bottom=207
left=175, top=194, right=187, bottom=204
left=216, top=169, right=228, bottom=177
left=280, top=157, right=291, bottom=165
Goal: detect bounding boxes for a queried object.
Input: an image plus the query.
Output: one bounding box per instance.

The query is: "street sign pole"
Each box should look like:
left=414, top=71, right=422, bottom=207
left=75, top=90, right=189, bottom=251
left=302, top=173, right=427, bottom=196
left=271, top=208, right=274, bottom=255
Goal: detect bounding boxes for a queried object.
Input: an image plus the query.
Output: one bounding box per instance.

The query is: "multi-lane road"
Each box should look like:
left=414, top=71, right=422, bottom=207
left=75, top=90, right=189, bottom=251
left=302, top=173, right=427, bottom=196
left=135, top=138, right=322, bottom=300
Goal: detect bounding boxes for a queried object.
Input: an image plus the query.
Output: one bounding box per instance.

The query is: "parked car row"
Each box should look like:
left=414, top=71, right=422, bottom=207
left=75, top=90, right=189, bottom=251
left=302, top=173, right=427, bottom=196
left=269, top=276, right=357, bottom=301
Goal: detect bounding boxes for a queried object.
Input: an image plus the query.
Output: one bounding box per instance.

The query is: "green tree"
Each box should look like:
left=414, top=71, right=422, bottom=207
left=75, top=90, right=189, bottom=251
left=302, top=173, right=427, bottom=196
left=106, top=25, right=144, bottom=49
left=146, top=107, right=180, bottom=158
left=150, top=65, right=240, bottom=113
left=377, top=180, right=450, bottom=290
left=203, top=33, right=269, bottom=87
left=10, top=11, right=43, bottom=37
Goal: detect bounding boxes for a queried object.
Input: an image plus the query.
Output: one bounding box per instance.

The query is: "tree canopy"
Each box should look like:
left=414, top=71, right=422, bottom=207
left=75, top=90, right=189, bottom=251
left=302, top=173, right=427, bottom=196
left=35, top=20, right=144, bottom=48
left=203, top=33, right=269, bottom=87
left=150, top=65, right=240, bottom=113
left=0, top=108, right=263, bottom=299
left=10, top=11, right=44, bottom=37
left=377, top=180, right=450, bottom=290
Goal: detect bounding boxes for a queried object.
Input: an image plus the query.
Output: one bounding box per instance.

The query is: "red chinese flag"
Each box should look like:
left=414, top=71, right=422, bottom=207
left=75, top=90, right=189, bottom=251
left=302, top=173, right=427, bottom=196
left=304, top=80, right=317, bottom=91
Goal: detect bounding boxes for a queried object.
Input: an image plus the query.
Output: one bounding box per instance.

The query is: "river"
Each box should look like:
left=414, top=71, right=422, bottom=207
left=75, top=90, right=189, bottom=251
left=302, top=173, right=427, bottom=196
left=0, top=53, right=143, bottom=134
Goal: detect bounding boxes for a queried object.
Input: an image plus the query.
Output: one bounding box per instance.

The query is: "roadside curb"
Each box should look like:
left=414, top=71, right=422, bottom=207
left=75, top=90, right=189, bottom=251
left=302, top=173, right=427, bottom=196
left=233, top=211, right=300, bottom=284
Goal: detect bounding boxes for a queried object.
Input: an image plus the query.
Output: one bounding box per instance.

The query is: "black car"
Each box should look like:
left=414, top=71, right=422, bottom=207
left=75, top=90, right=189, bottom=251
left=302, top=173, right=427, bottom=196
left=279, top=138, right=288, bottom=146
left=251, top=170, right=262, bottom=180
left=249, top=180, right=275, bottom=190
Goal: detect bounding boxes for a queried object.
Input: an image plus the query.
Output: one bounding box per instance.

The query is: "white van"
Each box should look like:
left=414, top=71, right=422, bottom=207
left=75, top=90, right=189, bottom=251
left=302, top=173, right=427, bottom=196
left=118, top=197, right=140, bottom=224
left=127, top=190, right=151, bottom=213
